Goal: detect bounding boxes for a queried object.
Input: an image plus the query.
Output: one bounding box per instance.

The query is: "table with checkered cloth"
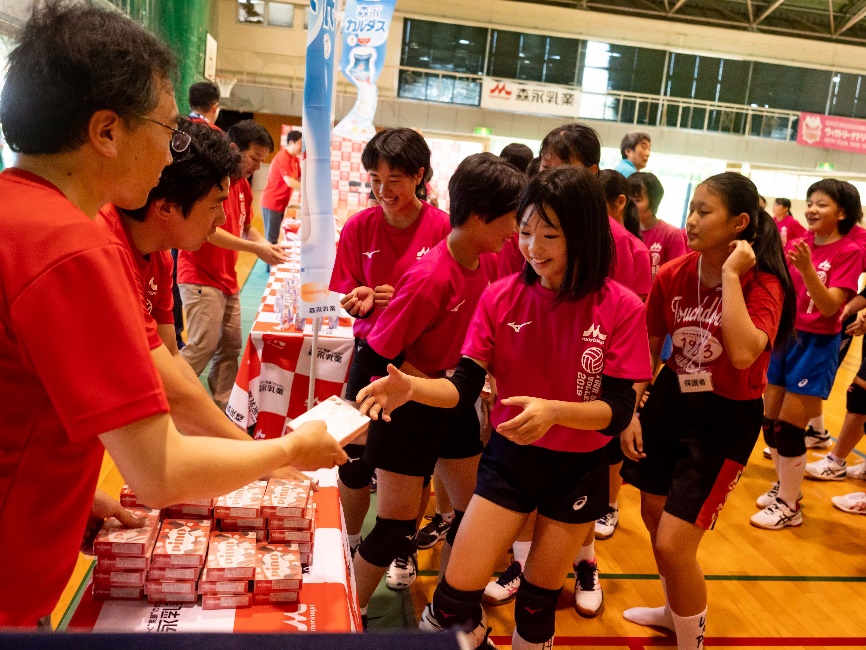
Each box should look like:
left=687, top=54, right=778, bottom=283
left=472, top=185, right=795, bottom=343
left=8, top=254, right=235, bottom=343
left=226, top=233, right=355, bottom=441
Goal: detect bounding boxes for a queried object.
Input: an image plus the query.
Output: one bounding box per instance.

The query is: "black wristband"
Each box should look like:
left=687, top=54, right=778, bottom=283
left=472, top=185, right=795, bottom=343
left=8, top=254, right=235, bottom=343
left=445, top=357, right=487, bottom=410
left=597, top=375, right=636, bottom=437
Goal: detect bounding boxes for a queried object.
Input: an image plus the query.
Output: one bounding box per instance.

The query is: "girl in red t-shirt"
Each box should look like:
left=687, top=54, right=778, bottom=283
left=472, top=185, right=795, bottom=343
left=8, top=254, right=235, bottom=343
left=620, top=172, right=794, bottom=650
left=358, top=167, right=651, bottom=649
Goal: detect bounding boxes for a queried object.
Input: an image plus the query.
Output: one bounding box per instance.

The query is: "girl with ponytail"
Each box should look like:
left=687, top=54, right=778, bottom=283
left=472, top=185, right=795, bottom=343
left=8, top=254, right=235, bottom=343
left=620, top=172, right=794, bottom=650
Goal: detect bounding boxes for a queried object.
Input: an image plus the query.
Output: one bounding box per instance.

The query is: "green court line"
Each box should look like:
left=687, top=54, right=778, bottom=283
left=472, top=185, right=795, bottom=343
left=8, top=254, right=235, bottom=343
left=416, top=570, right=866, bottom=583
left=57, top=560, right=94, bottom=631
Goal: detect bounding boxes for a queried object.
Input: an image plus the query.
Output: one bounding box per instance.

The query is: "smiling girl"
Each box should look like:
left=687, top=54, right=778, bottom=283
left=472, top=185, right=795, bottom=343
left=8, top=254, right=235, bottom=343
left=753, top=179, right=862, bottom=530
left=620, top=172, right=794, bottom=650
left=328, top=128, right=450, bottom=579
left=357, top=167, right=651, bottom=648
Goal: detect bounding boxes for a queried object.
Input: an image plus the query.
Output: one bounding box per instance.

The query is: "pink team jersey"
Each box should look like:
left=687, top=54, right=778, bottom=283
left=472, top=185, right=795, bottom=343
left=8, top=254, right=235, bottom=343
left=610, top=217, right=653, bottom=297
left=845, top=224, right=866, bottom=272
left=773, top=214, right=806, bottom=247
left=642, top=219, right=689, bottom=280
left=329, top=203, right=451, bottom=340
left=786, top=233, right=862, bottom=335
left=366, top=240, right=498, bottom=377
left=462, top=274, right=652, bottom=453
left=648, top=252, right=785, bottom=401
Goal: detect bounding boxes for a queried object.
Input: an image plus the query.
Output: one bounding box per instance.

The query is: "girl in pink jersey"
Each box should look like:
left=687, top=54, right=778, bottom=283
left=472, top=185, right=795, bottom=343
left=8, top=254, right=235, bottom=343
left=621, top=173, right=794, bottom=650
left=358, top=167, right=651, bottom=648
left=630, top=171, right=688, bottom=280
left=328, top=128, right=451, bottom=574
left=754, top=179, right=862, bottom=530
left=772, top=198, right=806, bottom=246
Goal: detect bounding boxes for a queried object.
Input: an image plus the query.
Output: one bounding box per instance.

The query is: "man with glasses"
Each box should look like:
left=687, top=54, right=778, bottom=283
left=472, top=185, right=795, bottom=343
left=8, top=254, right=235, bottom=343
left=0, top=3, right=345, bottom=627
left=178, top=119, right=287, bottom=411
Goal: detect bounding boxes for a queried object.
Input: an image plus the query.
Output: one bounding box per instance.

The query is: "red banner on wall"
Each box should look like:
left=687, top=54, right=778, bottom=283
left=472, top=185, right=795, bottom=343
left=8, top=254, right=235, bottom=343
left=797, top=112, right=866, bottom=154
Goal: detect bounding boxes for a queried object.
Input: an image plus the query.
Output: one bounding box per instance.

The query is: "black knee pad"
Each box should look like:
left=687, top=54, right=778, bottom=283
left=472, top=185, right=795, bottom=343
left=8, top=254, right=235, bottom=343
left=357, top=517, right=416, bottom=568
left=423, top=474, right=431, bottom=489
left=847, top=383, right=866, bottom=416
left=762, top=416, right=776, bottom=448
left=431, top=577, right=484, bottom=629
left=338, top=444, right=376, bottom=489
left=514, top=578, right=561, bottom=644
left=774, top=420, right=806, bottom=457
left=445, top=509, right=464, bottom=546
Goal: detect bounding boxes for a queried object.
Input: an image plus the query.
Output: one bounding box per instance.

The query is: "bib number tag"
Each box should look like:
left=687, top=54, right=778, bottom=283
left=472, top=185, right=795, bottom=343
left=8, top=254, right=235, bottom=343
left=678, top=370, right=714, bottom=393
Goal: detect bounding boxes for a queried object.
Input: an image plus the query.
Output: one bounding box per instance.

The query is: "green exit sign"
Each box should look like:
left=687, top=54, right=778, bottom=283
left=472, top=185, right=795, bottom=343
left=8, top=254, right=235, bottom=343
left=473, top=126, right=493, bottom=136
left=817, top=162, right=835, bottom=171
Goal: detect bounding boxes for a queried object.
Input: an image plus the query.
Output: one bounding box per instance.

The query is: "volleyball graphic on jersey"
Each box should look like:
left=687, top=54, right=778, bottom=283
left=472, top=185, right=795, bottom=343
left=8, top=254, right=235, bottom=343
left=581, top=346, right=605, bottom=374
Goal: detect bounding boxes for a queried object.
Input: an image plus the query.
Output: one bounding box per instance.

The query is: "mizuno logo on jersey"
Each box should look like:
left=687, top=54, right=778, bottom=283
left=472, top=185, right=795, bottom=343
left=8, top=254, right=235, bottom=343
left=451, top=299, right=466, bottom=312
left=507, top=321, right=532, bottom=332
left=362, top=250, right=380, bottom=258
left=416, top=247, right=430, bottom=259
left=650, top=242, right=662, bottom=252
left=148, top=277, right=158, bottom=292
left=818, top=260, right=832, bottom=271
left=581, top=324, right=607, bottom=343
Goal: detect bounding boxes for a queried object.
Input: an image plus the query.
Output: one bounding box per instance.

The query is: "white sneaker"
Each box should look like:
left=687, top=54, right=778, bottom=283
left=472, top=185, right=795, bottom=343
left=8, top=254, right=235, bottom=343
left=756, top=481, right=803, bottom=508
left=805, top=426, right=833, bottom=449
left=594, top=508, right=619, bottom=540
left=805, top=456, right=846, bottom=481
left=762, top=446, right=771, bottom=460
left=847, top=461, right=866, bottom=480
left=573, top=560, right=603, bottom=617
left=482, top=559, right=522, bottom=605
left=386, top=552, right=417, bottom=590
left=831, top=491, right=866, bottom=515
left=420, top=603, right=496, bottom=647
left=750, top=498, right=803, bottom=530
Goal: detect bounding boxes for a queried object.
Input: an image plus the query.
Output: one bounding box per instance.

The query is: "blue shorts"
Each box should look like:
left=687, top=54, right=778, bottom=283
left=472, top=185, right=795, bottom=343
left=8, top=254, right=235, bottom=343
left=766, top=331, right=841, bottom=399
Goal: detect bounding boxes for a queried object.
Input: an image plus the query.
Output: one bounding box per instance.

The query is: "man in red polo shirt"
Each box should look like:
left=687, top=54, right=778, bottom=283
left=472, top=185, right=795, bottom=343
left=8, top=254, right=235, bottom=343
left=0, top=4, right=344, bottom=627
left=178, top=119, right=287, bottom=410
left=261, top=129, right=303, bottom=245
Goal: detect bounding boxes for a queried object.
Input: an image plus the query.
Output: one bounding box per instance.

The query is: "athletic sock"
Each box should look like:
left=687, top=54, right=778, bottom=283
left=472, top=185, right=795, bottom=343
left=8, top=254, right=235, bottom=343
left=440, top=511, right=455, bottom=524
left=512, top=540, right=531, bottom=569
left=671, top=607, right=706, bottom=650
left=827, top=452, right=847, bottom=465
left=348, top=533, right=362, bottom=548
left=777, top=454, right=806, bottom=508
left=511, top=628, right=553, bottom=650
left=609, top=501, right=619, bottom=510
left=622, top=576, right=674, bottom=631
left=769, top=446, right=780, bottom=475
left=573, top=539, right=595, bottom=566
left=808, top=415, right=825, bottom=434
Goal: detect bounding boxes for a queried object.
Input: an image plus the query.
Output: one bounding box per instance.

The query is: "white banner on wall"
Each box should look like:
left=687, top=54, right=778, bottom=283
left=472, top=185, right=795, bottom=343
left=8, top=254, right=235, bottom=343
left=480, top=77, right=582, bottom=119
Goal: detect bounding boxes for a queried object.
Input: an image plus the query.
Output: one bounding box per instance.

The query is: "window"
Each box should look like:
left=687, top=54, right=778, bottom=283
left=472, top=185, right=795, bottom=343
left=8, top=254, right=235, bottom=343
left=579, top=42, right=666, bottom=95
left=829, top=72, right=866, bottom=120
left=748, top=62, right=832, bottom=113
left=487, top=30, right=578, bottom=86
left=400, top=19, right=487, bottom=76
left=238, top=1, right=294, bottom=28
left=398, top=69, right=481, bottom=106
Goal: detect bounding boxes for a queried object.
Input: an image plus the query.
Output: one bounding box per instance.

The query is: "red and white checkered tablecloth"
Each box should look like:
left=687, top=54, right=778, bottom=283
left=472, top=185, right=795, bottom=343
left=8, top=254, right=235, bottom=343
left=226, top=234, right=355, bottom=441
left=66, top=469, right=362, bottom=633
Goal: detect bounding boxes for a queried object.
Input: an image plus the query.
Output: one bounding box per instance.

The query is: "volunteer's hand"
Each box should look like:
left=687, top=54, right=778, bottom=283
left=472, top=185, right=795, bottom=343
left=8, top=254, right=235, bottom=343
left=846, top=311, right=866, bottom=337
left=620, top=414, right=646, bottom=461
left=341, top=286, right=375, bottom=317
left=497, top=396, right=556, bottom=445
left=82, top=490, right=144, bottom=555
left=356, top=363, right=413, bottom=421
left=256, top=242, right=289, bottom=266
left=638, top=389, right=650, bottom=411
left=267, top=465, right=320, bottom=491
left=722, top=240, right=756, bottom=277
left=283, top=420, right=347, bottom=470
left=373, top=284, right=395, bottom=309
left=787, top=240, right=813, bottom=274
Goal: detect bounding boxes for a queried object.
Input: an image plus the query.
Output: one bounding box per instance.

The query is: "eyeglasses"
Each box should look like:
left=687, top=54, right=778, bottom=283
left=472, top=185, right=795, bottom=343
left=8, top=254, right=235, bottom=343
left=137, top=115, right=192, bottom=153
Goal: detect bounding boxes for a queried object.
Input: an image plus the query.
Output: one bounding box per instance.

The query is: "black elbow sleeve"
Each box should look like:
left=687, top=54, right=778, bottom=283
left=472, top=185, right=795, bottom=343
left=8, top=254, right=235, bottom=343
left=354, top=340, right=404, bottom=378
left=597, top=375, right=636, bottom=437
left=445, top=357, right=487, bottom=411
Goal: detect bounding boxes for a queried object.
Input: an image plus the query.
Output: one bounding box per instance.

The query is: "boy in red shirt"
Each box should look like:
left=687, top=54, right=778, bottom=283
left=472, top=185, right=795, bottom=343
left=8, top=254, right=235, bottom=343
left=0, top=4, right=344, bottom=627
left=261, top=129, right=303, bottom=245
left=178, top=120, right=287, bottom=410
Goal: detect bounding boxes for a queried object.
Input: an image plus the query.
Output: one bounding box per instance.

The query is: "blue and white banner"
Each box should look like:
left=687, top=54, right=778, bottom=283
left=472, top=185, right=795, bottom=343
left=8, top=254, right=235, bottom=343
left=299, top=0, right=340, bottom=319
left=332, top=0, right=396, bottom=141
